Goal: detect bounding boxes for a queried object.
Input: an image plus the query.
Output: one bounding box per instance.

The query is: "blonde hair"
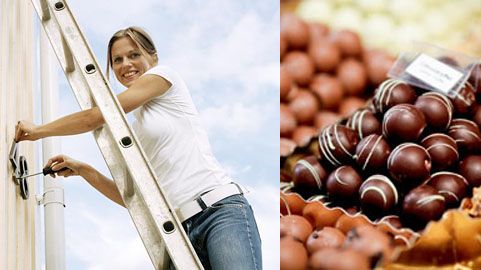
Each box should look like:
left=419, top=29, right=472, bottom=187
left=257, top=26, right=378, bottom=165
left=106, top=26, right=158, bottom=78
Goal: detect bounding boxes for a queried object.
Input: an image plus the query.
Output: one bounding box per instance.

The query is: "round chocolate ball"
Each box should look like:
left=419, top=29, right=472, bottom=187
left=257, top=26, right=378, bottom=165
left=281, top=237, right=308, bottom=270
left=414, top=92, right=453, bottom=131
left=383, top=104, right=426, bottom=143
left=310, top=74, right=344, bottom=110
left=280, top=215, right=314, bottom=243
left=459, top=155, right=481, bottom=187
left=346, top=109, right=382, bottom=139
left=339, top=97, right=366, bottom=118
left=421, top=133, right=458, bottom=172
left=307, top=22, right=329, bottom=44
left=425, top=172, right=469, bottom=208
left=373, top=79, right=417, bottom=114
left=280, top=64, right=293, bottom=101
left=283, top=51, right=315, bottom=86
left=306, top=227, right=345, bottom=254
left=292, top=126, right=318, bottom=147
left=288, top=89, right=319, bottom=124
left=359, top=175, right=398, bottom=214
left=337, top=58, right=368, bottom=96
left=330, top=30, right=362, bottom=57
left=293, top=156, right=327, bottom=190
left=314, top=111, right=341, bottom=130
left=308, top=40, right=341, bottom=73
left=388, top=143, right=431, bottom=189
left=448, top=118, right=481, bottom=155
left=450, top=82, right=476, bottom=115
left=309, top=248, right=370, bottom=270
left=319, top=124, right=359, bottom=167
left=344, top=225, right=394, bottom=260
left=363, top=49, right=395, bottom=85
left=280, top=13, right=309, bottom=50
left=402, top=185, right=446, bottom=228
left=326, top=165, right=362, bottom=201
left=280, top=138, right=297, bottom=158
left=280, top=104, right=297, bottom=137
left=355, top=134, right=391, bottom=172
left=471, top=105, right=481, bottom=130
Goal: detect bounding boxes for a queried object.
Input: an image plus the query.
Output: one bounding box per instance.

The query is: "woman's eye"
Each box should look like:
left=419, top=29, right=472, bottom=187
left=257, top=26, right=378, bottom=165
left=131, top=53, right=140, bottom=58
left=113, top=58, right=122, bottom=64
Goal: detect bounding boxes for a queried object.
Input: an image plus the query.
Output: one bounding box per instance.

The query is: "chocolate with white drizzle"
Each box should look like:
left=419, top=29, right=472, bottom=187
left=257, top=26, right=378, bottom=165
left=402, top=185, right=445, bottom=228
left=414, top=91, right=453, bottom=131
left=387, top=143, right=431, bottom=189
left=355, top=134, right=391, bottom=173
left=359, top=174, right=398, bottom=215
left=383, top=104, right=426, bottom=144
left=326, top=166, right=362, bottom=201
left=293, top=155, right=328, bottom=190
left=373, top=78, right=417, bottom=114
left=448, top=118, right=481, bottom=155
left=421, top=133, right=459, bottom=172
left=425, top=171, right=469, bottom=208
left=318, top=124, right=359, bottom=167
left=346, top=109, right=382, bottom=139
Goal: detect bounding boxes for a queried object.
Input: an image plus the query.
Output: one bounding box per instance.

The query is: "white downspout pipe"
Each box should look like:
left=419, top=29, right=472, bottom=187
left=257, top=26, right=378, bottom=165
left=40, top=28, right=66, bottom=270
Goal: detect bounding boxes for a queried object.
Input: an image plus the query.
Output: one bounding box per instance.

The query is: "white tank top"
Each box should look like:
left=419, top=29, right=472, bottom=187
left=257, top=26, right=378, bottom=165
left=131, top=65, right=231, bottom=208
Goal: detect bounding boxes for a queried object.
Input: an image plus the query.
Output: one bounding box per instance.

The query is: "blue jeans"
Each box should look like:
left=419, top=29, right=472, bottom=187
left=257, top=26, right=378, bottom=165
left=170, top=194, right=262, bottom=269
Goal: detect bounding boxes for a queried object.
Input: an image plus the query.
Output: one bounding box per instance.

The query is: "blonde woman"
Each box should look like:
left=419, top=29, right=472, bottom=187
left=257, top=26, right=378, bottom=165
left=16, top=27, right=262, bottom=270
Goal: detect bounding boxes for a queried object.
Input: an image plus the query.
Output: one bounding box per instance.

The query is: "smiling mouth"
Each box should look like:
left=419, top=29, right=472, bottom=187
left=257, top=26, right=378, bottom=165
left=123, top=71, right=139, bottom=79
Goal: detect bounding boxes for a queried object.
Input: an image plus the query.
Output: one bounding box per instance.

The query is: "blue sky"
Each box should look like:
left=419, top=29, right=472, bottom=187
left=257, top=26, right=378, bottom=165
left=34, top=1, right=279, bottom=269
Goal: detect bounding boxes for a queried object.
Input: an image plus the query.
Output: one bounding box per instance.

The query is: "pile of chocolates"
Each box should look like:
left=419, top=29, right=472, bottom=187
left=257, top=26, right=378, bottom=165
left=285, top=68, right=481, bottom=231
left=280, top=193, right=414, bottom=270
left=280, top=12, right=395, bottom=149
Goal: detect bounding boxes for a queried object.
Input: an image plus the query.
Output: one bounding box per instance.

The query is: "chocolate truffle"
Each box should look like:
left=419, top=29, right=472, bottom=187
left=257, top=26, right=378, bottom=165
left=414, top=92, right=453, bottom=131
left=337, top=58, right=368, bottom=96
left=308, top=40, right=341, bottom=73
left=326, top=166, right=362, bottom=201
left=421, top=133, right=458, bottom=171
left=283, top=51, right=315, bottom=86
left=363, top=49, right=395, bottom=85
left=319, top=124, right=359, bottom=167
left=310, top=74, right=344, bottom=110
left=339, top=97, right=366, bottom=118
left=281, top=237, right=308, bottom=270
left=292, top=126, right=318, bottom=147
left=306, top=227, right=345, bottom=254
left=388, top=143, right=431, bottom=189
left=314, top=111, right=341, bottom=130
left=280, top=104, right=297, bottom=137
left=402, top=185, right=446, bottom=228
left=355, top=134, right=391, bottom=172
left=459, top=155, right=481, bottom=187
left=280, top=13, right=309, bottom=50
left=293, top=156, right=327, bottom=190
left=359, top=175, right=398, bottom=214
left=425, top=172, right=469, bottom=208
left=344, top=225, right=394, bottom=261
left=450, top=82, right=476, bottom=115
left=280, top=215, right=314, bottom=243
left=373, top=79, right=417, bottom=114
left=309, top=247, right=370, bottom=270
left=472, top=105, right=481, bottom=130
left=346, top=109, right=382, bottom=139
left=448, top=118, right=481, bottom=155
left=280, top=64, right=293, bottom=101
left=288, top=89, right=319, bottom=124
left=330, top=30, right=362, bottom=57
left=307, top=22, right=329, bottom=44
left=280, top=138, right=297, bottom=158
left=383, top=104, right=426, bottom=143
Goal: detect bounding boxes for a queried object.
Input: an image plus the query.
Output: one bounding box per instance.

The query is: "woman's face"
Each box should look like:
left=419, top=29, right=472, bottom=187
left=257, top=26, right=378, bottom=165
left=111, top=37, right=154, bottom=87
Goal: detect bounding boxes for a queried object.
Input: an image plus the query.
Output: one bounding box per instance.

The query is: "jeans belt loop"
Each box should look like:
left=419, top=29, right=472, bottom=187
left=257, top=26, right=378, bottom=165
left=196, top=196, right=208, bottom=211
left=231, top=182, right=244, bottom=195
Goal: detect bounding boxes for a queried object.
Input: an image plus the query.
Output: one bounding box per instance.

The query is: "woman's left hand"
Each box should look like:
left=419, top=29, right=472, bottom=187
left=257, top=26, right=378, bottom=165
left=15, top=120, right=41, bottom=142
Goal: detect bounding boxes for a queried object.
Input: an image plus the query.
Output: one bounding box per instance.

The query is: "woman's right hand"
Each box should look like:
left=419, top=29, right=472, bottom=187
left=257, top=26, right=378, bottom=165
left=45, top=154, right=85, bottom=178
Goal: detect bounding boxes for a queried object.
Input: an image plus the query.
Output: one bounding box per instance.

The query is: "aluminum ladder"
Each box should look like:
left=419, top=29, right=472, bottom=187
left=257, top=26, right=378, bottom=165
left=30, top=0, right=203, bottom=269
